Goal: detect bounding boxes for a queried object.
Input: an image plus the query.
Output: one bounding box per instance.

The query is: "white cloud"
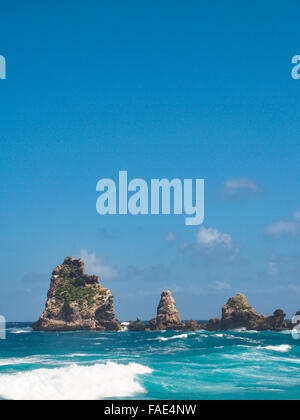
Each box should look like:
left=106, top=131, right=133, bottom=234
left=210, top=281, right=232, bottom=291
left=197, top=227, right=233, bottom=249
left=222, top=178, right=262, bottom=200
left=80, top=249, right=118, bottom=280
left=182, top=226, right=240, bottom=263
left=264, top=211, right=300, bottom=238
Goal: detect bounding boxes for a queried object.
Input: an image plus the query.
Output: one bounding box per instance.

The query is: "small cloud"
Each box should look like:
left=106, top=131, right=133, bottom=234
left=197, top=227, right=233, bottom=249
left=181, top=226, right=241, bottom=264
left=210, top=281, right=232, bottom=291
left=264, top=211, right=300, bottom=239
left=166, top=232, right=176, bottom=242
left=80, top=249, right=118, bottom=280
left=222, top=178, right=262, bottom=200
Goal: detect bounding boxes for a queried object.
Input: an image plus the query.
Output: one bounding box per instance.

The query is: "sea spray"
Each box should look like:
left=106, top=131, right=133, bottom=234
left=0, top=362, right=152, bottom=400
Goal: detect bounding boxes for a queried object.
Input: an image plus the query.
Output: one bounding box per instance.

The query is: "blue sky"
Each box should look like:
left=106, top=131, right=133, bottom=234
left=1, top=0, right=300, bottom=321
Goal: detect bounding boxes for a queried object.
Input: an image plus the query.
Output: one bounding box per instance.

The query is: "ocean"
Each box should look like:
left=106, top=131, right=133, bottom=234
left=0, top=322, right=300, bottom=400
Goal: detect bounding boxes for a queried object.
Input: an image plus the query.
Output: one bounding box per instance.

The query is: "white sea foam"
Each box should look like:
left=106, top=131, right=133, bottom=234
left=229, top=335, right=259, bottom=344
left=231, top=328, right=259, bottom=334
left=157, top=333, right=188, bottom=342
left=8, top=327, right=33, bottom=334
left=89, top=337, right=109, bottom=340
left=262, top=345, right=291, bottom=353
left=63, top=354, right=92, bottom=358
left=0, top=356, right=50, bottom=367
left=121, top=322, right=130, bottom=332
left=0, top=362, right=152, bottom=400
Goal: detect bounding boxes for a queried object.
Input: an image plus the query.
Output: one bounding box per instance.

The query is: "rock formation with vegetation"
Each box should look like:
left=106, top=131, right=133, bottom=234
left=33, top=260, right=295, bottom=334
left=202, top=293, right=290, bottom=331
left=32, top=257, right=121, bottom=332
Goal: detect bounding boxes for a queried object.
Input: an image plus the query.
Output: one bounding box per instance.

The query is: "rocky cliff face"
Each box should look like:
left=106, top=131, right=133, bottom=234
left=148, top=291, right=199, bottom=331
left=202, top=294, right=289, bottom=332
left=32, top=257, right=121, bottom=332
left=128, top=291, right=199, bottom=332
left=256, top=309, right=290, bottom=332
left=154, top=290, right=182, bottom=330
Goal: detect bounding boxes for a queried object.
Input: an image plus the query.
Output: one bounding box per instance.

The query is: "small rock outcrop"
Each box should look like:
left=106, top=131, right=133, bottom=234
left=202, top=294, right=289, bottom=332
left=256, top=309, right=290, bottom=332
left=32, top=257, right=121, bottom=332
left=149, top=291, right=199, bottom=331
left=128, top=319, right=147, bottom=332
left=184, top=320, right=200, bottom=331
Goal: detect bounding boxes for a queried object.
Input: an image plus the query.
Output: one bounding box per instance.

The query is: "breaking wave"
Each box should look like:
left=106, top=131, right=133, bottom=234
left=0, top=356, right=52, bottom=367
left=8, top=327, right=33, bottom=334
left=157, top=333, right=188, bottom=342
left=121, top=322, right=130, bottom=332
left=262, top=345, right=291, bottom=353
left=0, top=362, right=152, bottom=400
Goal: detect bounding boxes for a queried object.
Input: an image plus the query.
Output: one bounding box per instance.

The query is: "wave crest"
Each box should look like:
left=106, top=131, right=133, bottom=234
left=8, top=327, right=33, bottom=334
left=262, top=345, right=291, bottom=353
left=157, top=333, right=188, bottom=342
left=0, top=362, right=152, bottom=400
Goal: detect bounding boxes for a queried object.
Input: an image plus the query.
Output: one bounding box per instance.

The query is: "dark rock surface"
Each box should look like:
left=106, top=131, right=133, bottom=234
left=128, top=319, right=147, bottom=332
left=256, top=309, right=290, bottom=332
left=202, top=294, right=290, bottom=332
left=32, top=257, right=121, bottom=332
left=149, top=291, right=199, bottom=331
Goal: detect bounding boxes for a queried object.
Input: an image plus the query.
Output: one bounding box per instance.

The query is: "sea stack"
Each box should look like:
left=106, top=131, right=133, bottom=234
left=149, top=290, right=199, bottom=331
left=32, top=257, right=121, bottom=332
left=202, top=293, right=290, bottom=332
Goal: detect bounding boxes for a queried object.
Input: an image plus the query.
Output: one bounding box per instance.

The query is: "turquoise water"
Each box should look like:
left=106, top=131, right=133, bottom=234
left=0, top=323, right=300, bottom=400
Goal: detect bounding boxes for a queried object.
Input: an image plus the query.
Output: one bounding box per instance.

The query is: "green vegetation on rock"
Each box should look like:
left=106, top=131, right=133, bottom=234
left=54, top=267, right=106, bottom=308
left=32, top=257, right=121, bottom=332
left=227, top=294, right=252, bottom=312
